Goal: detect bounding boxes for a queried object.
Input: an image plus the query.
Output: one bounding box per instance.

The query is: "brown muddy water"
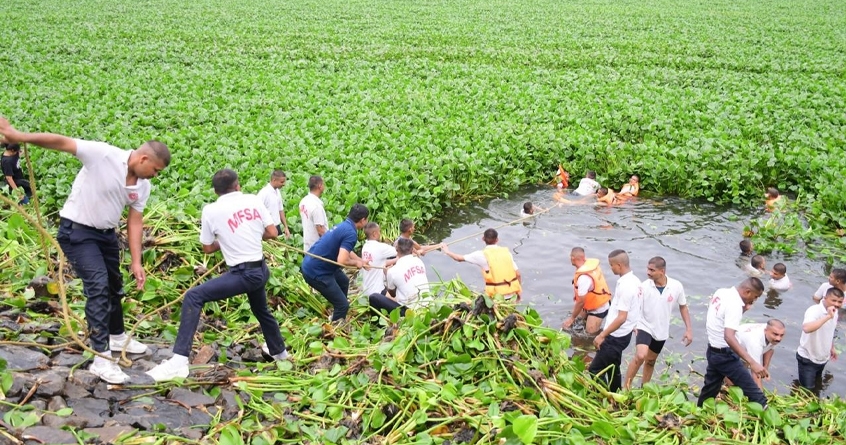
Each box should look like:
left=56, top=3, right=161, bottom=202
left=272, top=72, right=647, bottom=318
left=414, top=186, right=844, bottom=398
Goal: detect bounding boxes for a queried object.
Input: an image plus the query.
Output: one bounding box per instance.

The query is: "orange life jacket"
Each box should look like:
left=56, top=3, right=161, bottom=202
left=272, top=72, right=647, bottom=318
left=597, top=190, right=618, bottom=204
left=620, top=183, right=639, bottom=196
left=556, top=164, right=570, bottom=188
left=482, top=247, right=522, bottom=297
left=765, top=195, right=783, bottom=212
left=573, top=258, right=611, bottom=311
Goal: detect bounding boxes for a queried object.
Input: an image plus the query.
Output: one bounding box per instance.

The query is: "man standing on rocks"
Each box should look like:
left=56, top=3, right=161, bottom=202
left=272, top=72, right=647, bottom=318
left=147, top=169, right=288, bottom=382
left=0, top=117, right=170, bottom=384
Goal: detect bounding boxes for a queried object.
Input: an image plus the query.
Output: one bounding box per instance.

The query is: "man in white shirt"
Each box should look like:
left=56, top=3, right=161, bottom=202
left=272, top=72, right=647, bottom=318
left=811, top=268, right=845, bottom=303
left=361, top=222, right=398, bottom=295
left=736, top=320, right=785, bottom=389
left=0, top=117, right=170, bottom=384
left=442, top=229, right=521, bottom=301
left=589, top=250, right=641, bottom=392
left=624, top=257, right=693, bottom=389
left=572, top=170, right=600, bottom=196
left=697, top=277, right=767, bottom=408
left=796, top=287, right=843, bottom=393
left=257, top=169, right=291, bottom=239
left=298, top=175, right=328, bottom=252
left=369, top=238, right=430, bottom=316
left=767, top=263, right=792, bottom=292
left=146, top=170, right=288, bottom=382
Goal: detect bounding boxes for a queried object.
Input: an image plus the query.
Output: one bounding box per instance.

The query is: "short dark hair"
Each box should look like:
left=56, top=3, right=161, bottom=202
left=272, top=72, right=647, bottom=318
left=144, top=140, right=171, bottom=167
left=347, top=203, right=369, bottom=223
left=648, top=256, right=666, bottom=270
left=400, top=218, right=414, bottom=233
left=739, top=240, right=752, bottom=254
left=766, top=319, right=785, bottom=329
left=308, top=175, right=323, bottom=191
left=767, top=187, right=780, bottom=198
left=741, top=277, right=765, bottom=293
left=483, top=228, right=498, bottom=244
left=396, top=237, right=414, bottom=255
left=587, top=170, right=596, bottom=179
left=363, top=222, right=380, bottom=239
left=598, top=187, right=608, bottom=194
left=1, top=142, right=20, bottom=152
left=832, top=268, right=846, bottom=283
left=825, top=287, right=844, bottom=300
left=751, top=255, right=765, bottom=269
left=773, top=263, right=787, bottom=274
left=212, top=169, right=239, bottom=195
left=608, top=249, right=629, bottom=266
left=523, top=202, right=533, bottom=214
left=271, top=170, right=286, bottom=180
left=571, top=247, right=585, bottom=257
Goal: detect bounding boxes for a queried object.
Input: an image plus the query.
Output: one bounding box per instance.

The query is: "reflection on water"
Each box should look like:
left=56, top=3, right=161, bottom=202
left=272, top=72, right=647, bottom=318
left=418, top=185, right=844, bottom=397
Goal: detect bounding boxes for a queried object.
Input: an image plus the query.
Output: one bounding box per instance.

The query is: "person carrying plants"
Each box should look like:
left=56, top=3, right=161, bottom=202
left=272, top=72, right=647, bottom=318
left=257, top=169, right=291, bottom=239
left=561, top=247, right=611, bottom=336
left=796, top=287, right=843, bottom=394
left=618, top=175, right=640, bottom=198
left=360, top=222, right=398, bottom=296
left=623, top=256, right=693, bottom=390
left=298, top=175, right=328, bottom=252
left=735, top=319, right=785, bottom=389
left=369, top=238, right=431, bottom=317
left=1, top=142, right=32, bottom=204
left=0, top=116, right=170, bottom=384
left=394, top=218, right=440, bottom=256
left=696, top=277, right=767, bottom=408
left=441, top=228, right=522, bottom=302
left=588, top=249, right=641, bottom=393
left=147, top=169, right=288, bottom=382
left=301, top=203, right=371, bottom=322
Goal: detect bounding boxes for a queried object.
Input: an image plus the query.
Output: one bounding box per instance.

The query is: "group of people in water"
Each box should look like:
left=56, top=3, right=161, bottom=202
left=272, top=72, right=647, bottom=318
left=0, top=114, right=838, bottom=407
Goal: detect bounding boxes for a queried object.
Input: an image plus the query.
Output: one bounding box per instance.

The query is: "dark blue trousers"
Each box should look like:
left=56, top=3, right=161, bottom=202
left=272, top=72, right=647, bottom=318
left=57, top=218, right=125, bottom=353
left=174, top=261, right=286, bottom=356
left=796, top=352, right=827, bottom=392
left=368, top=293, right=407, bottom=317
left=697, top=347, right=768, bottom=407
left=588, top=332, right=632, bottom=392
left=301, top=267, right=350, bottom=321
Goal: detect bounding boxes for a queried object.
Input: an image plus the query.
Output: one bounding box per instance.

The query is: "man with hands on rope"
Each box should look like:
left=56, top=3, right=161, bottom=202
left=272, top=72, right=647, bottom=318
left=0, top=116, right=170, bottom=384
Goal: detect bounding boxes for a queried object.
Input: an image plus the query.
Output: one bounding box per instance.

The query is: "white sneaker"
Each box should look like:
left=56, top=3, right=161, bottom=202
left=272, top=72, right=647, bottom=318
left=109, top=335, right=149, bottom=354
left=89, top=358, right=130, bottom=384
left=261, top=343, right=289, bottom=361
left=145, top=357, right=189, bottom=382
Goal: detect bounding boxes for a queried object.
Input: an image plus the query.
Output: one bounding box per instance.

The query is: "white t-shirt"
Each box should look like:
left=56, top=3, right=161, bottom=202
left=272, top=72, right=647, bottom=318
left=605, top=271, right=641, bottom=337
left=814, top=283, right=833, bottom=301
left=298, top=193, right=328, bottom=251
left=736, top=323, right=775, bottom=364
left=257, top=183, right=284, bottom=226
left=60, top=139, right=151, bottom=229
left=199, top=192, right=274, bottom=266
left=573, top=178, right=600, bottom=196
left=386, top=255, right=431, bottom=308
left=361, top=239, right=397, bottom=295
left=705, top=287, right=745, bottom=349
left=769, top=275, right=792, bottom=292
left=798, top=302, right=838, bottom=364
left=463, top=245, right=519, bottom=272
left=637, top=276, right=688, bottom=341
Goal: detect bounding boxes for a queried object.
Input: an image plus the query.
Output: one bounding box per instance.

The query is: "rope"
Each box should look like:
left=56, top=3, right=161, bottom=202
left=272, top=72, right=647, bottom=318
left=270, top=239, right=386, bottom=270
left=22, top=142, right=51, bottom=274
left=443, top=201, right=561, bottom=247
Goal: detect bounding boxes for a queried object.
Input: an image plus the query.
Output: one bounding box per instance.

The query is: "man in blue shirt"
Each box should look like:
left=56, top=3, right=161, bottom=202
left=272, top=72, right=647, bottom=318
left=301, top=203, right=370, bottom=321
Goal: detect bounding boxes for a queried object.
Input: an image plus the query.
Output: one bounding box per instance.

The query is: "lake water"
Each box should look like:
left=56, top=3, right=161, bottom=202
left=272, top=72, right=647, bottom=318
left=415, top=185, right=844, bottom=398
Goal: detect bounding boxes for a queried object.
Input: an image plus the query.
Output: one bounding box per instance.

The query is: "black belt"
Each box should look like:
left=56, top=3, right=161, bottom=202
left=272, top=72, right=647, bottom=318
left=486, top=276, right=519, bottom=286
left=708, top=345, right=732, bottom=354
left=62, top=217, right=115, bottom=234
left=232, top=260, right=264, bottom=269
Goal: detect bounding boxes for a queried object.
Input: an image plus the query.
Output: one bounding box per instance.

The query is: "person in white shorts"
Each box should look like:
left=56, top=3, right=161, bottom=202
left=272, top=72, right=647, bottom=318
left=298, top=175, right=328, bottom=251
left=735, top=320, right=785, bottom=389
left=624, top=256, right=693, bottom=389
